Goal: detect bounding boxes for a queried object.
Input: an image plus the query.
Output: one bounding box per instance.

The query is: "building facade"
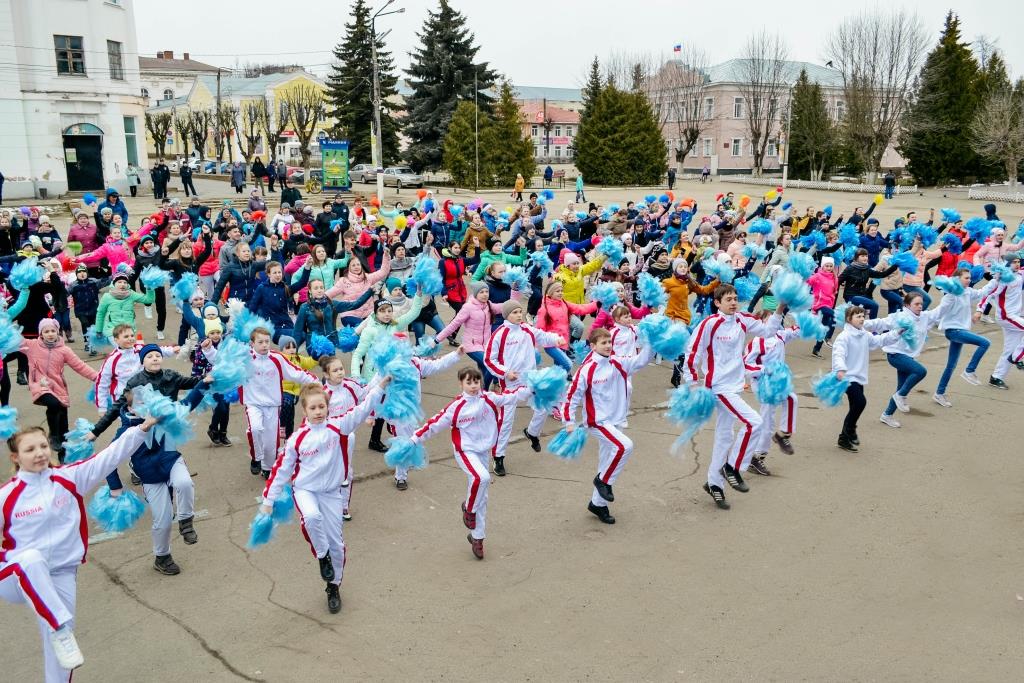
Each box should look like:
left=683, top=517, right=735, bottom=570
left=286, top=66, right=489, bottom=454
left=0, top=0, right=147, bottom=198
left=519, top=101, right=580, bottom=164
left=139, top=50, right=220, bottom=106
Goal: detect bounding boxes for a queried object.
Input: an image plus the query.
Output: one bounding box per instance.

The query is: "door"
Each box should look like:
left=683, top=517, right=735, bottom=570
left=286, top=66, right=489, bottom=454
left=64, top=135, right=104, bottom=191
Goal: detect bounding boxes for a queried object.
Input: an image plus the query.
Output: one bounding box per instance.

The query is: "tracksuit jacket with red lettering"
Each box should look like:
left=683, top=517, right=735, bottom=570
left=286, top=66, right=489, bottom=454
left=563, top=346, right=654, bottom=427
left=686, top=312, right=783, bottom=393
left=978, top=272, right=1024, bottom=326
left=94, top=343, right=174, bottom=410
left=414, top=387, right=532, bottom=456
left=484, top=322, right=561, bottom=381
left=236, top=350, right=319, bottom=407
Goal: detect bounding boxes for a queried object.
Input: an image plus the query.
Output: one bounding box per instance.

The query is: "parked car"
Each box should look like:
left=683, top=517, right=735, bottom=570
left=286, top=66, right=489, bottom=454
left=202, top=161, right=231, bottom=174
left=350, top=164, right=376, bottom=184
left=382, top=166, right=424, bottom=189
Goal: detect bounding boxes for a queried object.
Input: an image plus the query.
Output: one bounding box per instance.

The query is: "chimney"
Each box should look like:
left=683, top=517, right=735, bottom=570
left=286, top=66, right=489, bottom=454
left=162, top=50, right=173, bottom=60
left=183, top=52, right=190, bottom=60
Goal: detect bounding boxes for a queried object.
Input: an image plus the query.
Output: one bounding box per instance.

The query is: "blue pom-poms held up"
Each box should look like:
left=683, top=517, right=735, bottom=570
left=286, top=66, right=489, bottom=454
left=589, top=281, right=620, bottom=309
left=666, top=385, right=716, bottom=448
left=368, top=335, right=422, bottom=423
left=525, top=366, right=568, bottom=411
left=964, top=217, right=993, bottom=243
left=529, top=250, right=555, bottom=277
left=989, top=260, right=1016, bottom=284
left=932, top=275, right=964, bottom=295
left=756, top=361, right=794, bottom=405
left=82, top=192, right=97, bottom=206
left=171, top=272, right=200, bottom=304
left=570, top=338, right=591, bottom=365
left=941, top=233, right=963, bottom=255
left=787, top=251, right=817, bottom=279
left=88, top=485, right=147, bottom=533
left=701, top=256, right=735, bottom=284
left=405, top=256, right=444, bottom=296
left=385, top=437, right=428, bottom=470
left=308, top=333, right=337, bottom=359
left=131, top=384, right=195, bottom=450
left=812, top=371, right=850, bottom=408
left=62, top=418, right=97, bottom=464
left=795, top=310, right=828, bottom=340
left=637, top=272, right=668, bottom=309
left=0, top=407, right=19, bottom=439
left=337, top=327, right=360, bottom=352
left=638, top=314, right=691, bottom=360
left=0, top=318, right=24, bottom=355
left=247, top=512, right=276, bottom=549
left=209, top=338, right=254, bottom=393
left=747, top=218, right=773, bottom=235
left=230, top=307, right=275, bottom=343
left=595, top=236, right=625, bottom=265
left=742, top=243, right=768, bottom=260
left=139, top=265, right=172, bottom=289
left=772, top=271, right=813, bottom=311
left=10, top=257, right=44, bottom=291
left=940, top=208, right=961, bottom=224
left=501, top=267, right=531, bottom=294
left=733, top=273, right=761, bottom=302
left=547, top=426, right=589, bottom=460
left=86, top=324, right=113, bottom=351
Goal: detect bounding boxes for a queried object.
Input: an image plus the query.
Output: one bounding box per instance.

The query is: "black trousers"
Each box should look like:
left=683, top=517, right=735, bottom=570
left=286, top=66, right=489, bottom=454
left=129, top=185, right=138, bottom=197
left=842, top=382, right=866, bottom=438
left=34, top=393, right=69, bottom=461
left=183, top=179, right=198, bottom=196
left=138, top=283, right=167, bottom=331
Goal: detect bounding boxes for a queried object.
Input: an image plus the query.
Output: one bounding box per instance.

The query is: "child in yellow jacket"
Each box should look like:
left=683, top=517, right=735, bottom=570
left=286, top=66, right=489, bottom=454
left=279, top=335, right=318, bottom=437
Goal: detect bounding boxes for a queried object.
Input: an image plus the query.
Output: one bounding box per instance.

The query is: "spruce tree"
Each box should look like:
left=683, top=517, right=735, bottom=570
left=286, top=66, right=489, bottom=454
left=576, top=86, right=666, bottom=186
left=580, top=57, right=603, bottom=122
left=898, top=12, right=985, bottom=185
left=442, top=101, right=487, bottom=189
left=788, top=69, right=835, bottom=180
left=404, top=0, right=497, bottom=172
left=325, top=0, right=401, bottom=166
left=482, top=80, right=535, bottom=188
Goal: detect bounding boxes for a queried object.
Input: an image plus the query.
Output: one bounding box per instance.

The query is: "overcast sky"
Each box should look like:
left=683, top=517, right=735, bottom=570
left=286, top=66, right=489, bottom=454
left=135, top=0, right=1022, bottom=87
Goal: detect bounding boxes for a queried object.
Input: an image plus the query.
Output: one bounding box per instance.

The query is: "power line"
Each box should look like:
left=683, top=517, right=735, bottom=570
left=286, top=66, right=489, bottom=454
left=0, top=42, right=336, bottom=58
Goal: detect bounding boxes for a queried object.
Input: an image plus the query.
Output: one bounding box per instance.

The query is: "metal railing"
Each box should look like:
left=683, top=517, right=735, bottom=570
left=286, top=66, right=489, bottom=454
left=967, top=187, right=1024, bottom=203
left=719, top=175, right=917, bottom=195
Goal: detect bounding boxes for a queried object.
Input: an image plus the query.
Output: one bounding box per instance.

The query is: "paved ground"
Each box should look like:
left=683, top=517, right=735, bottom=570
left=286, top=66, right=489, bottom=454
left=3, top=178, right=1023, bottom=681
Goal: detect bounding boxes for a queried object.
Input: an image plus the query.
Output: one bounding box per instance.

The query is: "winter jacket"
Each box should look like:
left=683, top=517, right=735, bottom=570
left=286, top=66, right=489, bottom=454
left=973, top=237, right=1024, bottom=268
left=22, top=336, right=97, bottom=405
left=95, top=289, right=155, bottom=336
left=535, top=298, right=597, bottom=348
left=77, top=237, right=134, bottom=272
left=68, top=278, right=102, bottom=318
left=461, top=225, right=493, bottom=258
left=440, top=253, right=467, bottom=304
left=212, top=259, right=268, bottom=305
left=472, top=248, right=528, bottom=281
left=435, top=296, right=501, bottom=352
left=662, top=274, right=718, bottom=324
left=93, top=368, right=203, bottom=436
left=807, top=270, right=839, bottom=311
left=97, top=194, right=129, bottom=223
left=858, top=233, right=890, bottom=267
left=292, top=290, right=372, bottom=348
left=838, top=261, right=897, bottom=301
left=553, top=257, right=606, bottom=304
left=248, top=280, right=293, bottom=329
left=350, top=296, right=425, bottom=379
left=68, top=222, right=101, bottom=253
left=324, top=251, right=391, bottom=320
left=593, top=303, right=650, bottom=329
left=831, top=325, right=898, bottom=386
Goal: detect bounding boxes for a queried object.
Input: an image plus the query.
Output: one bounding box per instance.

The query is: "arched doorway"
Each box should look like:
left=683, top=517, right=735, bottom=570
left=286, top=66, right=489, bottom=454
left=63, top=123, right=104, bottom=191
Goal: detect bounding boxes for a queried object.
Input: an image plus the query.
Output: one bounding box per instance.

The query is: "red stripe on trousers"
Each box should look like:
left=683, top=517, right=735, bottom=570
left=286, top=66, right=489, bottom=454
left=786, top=395, right=795, bottom=434
left=0, top=563, right=60, bottom=630
left=595, top=425, right=625, bottom=484
left=718, top=395, right=753, bottom=470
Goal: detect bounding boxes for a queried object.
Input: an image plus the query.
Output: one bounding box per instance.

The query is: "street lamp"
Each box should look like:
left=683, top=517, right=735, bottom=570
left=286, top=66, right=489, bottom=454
left=781, top=83, right=794, bottom=190
left=372, top=0, right=404, bottom=201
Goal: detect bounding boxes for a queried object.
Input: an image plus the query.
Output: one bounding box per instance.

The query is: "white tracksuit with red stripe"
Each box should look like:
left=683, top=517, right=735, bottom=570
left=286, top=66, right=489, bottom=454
left=413, top=387, right=532, bottom=540
left=484, top=321, right=562, bottom=450
left=743, top=327, right=800, bottom=460
left=611, top=322, right=640, bottom=358
left=263, top=386, right=382, bottom=586
left=1, top=427, right=147, bottom=683
left=686, top=311, right=783, bottom=488
left=325, top=378, right=367, bottom=419
left=232, top=348, right=319, bottom=471
left=93, top=343, right=174, bottom=412
left=978, top=272, right=1024, bottom=379
left=562, top=345, right=654, bottom=508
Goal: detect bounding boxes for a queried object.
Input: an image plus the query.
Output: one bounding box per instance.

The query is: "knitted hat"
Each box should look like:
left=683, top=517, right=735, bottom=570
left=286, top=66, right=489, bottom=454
left=468, top=281, right=487, bottom=297
left=866, top=218, right=879, bottom=226
left=384, top=277, right=402, bottom=292
left=75, top=264, right=88, bottom=274
left=37, top=318, right=60, bottom=334
left=139, top=233, right=155, bottom=244
left=562, top=252, right=581, bottom=267
left=138, top=343, right=162, bottom=362
left=204, top=319, right=223, bottom=334
left=374, top=298, right=392, bottom=312
left=202, top=302, right=220, bottom=318
left=502, top=298, right=524, bottom=318
left=277, top=334, right=296, bottom=349
left=486, top=237, right=502, bottom=250
left=821, top=256, right=835, bottom=267
left=111, top=270, right=131, bottom=285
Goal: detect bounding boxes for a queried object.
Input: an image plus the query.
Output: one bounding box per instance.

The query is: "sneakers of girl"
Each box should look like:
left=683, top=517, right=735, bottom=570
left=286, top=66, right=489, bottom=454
left=720, top=464, right=749, bottom=492
left=879, top=414, right=901, bottom=428
left=49, top=625, right=85, bottom=671
left=326, top=583, right=342, bottom=613
left=342, top=509, right=352, bottom=521
left=837, top=434, right=859, bottom=452
left=587, top=502, right=616, bottom=524
left=891, top=393, right=910, bottom=413
left=772, top=432, right=795, bottom=455
left=318, top=553, right=335, bottom=582
left=960, top=370, right=981, bottom=386
left=144, top=305, right=153, bottom=319
left=932, top=393, right=953, bottom=408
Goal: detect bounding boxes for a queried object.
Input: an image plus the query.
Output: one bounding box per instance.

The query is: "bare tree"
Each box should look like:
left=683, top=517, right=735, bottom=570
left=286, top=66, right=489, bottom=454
left=144, top=112, right=173, bottom=158
left=971, top=86, right=1024, bottom=192
left=173, top=112, right=193, bottom=159
left=256, top=96, right=290, bottom=164
left=645, top=46, right=714, bottom=172
left=283, top=85, right=326, bottom=171
left=236, top=100, right=264, bottom=165
left=212, top=103, right=239, bottom=165
left=738, top=32, right=790, bottom=176
left=603, top=51, right=661, bottom=95
left=825, top=9, right=929, bottom=181
left=973, top=34, right=999, bottom=69
left=188, top=109, right=212, bottom=161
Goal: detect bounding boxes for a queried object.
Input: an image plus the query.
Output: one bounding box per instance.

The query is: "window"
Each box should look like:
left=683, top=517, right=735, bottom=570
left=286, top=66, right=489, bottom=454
left=163, top=88, right=174, bottom=100
left=531, top=124, right=538, bottom=137
left=566, top=146, right=574, bottom=158
left=703, top=97, right=714, bottom=119
left=124, top=116, right=138, bottom=166
left=534, top=146, right=541, bottom=158
left=54, top=35, right=85, bottom=75
left=554, top=125, right=561, bottom=137
left=835, top=101, right=845, bottom=121
left=141, top=87, right=149, bottom=99
left=565, top=125, right=573, bottom=137
left=767, top=138, right=778, bottom=157
left=733, top=97, right=744, bottom=118
left=769, top=97, right=779, bottom=121
left=703, top=138, right=713, bottom=157
left=554, top=146, right=561, bottom=158
left=107, top=40, right=124, bottom=80
left=691, top=98, right=700, bottom=119
left=731, top=138, right=742, bottom=157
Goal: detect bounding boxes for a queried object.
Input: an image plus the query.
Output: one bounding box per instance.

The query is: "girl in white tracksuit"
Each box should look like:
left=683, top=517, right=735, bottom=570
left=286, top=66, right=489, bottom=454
left=411, top=366, right=533, bottom=560
left=610, top=305, right=641, bottom=358
left=976, top=256, right=1024, bottom=388
left=92, top=324, right=175, bottom=413
left=872, top=292, right=943, bottom=428
left=1, top=421, right=155, bottom=682
left=932, top=268, right=990, bottom=405
left=742, top=322, right=801, bottom=475
left=685, top=284, right=783, bottom=509
left=562, top=327, right=654, bottom=525
left=317, top=354, right=370, bottom=516
left=261, top=380, right=386, bottom=613
left=831, top=305, right=901, bottom=451
left=484, top=299, right=563, bottom=469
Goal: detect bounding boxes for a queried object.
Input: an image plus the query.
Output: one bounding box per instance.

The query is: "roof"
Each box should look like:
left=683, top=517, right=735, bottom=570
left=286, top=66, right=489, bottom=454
left=703, top=59, right=845, bottom=88
left=519, top=101, right=580, bottom=124
left=139, top=56, right=221, bottom=74
left=395, top=79, right=582, bottom=103
left=195, top=71, right=323, bottom=98
left=147, top=95, right=189, bottom=112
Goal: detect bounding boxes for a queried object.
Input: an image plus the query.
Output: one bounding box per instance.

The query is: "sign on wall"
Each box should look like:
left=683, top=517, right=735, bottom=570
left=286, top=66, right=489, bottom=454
left=320, top=139, right=350, bottom=191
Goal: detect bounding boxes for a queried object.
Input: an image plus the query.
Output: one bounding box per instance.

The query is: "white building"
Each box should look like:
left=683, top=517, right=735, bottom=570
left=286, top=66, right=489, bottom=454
left=0, top=0, right=146, bottom=199
left=139, top=50, right=220, bottom=107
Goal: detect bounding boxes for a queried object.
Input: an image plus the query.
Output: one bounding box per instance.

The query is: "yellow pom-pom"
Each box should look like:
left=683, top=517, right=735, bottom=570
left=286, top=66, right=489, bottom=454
left=874, top=193, right=884, bottom=205
left=370, top=206, right=379, bottom=215
left=765, top=190, right=777, bottom=201
left=394, top=215, right=408, bottom=230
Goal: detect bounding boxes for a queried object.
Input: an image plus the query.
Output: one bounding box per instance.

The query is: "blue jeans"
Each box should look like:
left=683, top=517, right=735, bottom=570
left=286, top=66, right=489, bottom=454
left=883, top=353, right=927, bottom=416
left=936, top=329, right=990, bottom=394
left=340, top=315, right=362, bottom=327
left=410, top=315, right=445, bottom=344
left=465, top=350, right=495, bottom=390
left=902, top=285, right=931, bottom=310
left=812, top=307, right=835, bottom=353
left=545, top=346, right=573, bottom=374
left=884, top=185, right=894, bottom=199
left=845, top=295, right=879, bottom=319
left=880, top=289, right=903, bottom=314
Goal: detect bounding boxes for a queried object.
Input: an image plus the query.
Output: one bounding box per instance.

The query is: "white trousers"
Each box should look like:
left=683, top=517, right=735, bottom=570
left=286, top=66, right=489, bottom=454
left=588, top=424, right=633, bottom=507
left=708, top=393, right=763, bottom=487
left=199, top=273, right=218, bottom=300
left=751, top=390, right=797, bottom=456
left=0, top=550, right=77, bottom=682
left=496, top=401, right=547, bottom=455
left=454, top=448, right=491, bottom=540
left=993, top=318, right=1024, bottom=380
left=142, top=457, right=195, bottom=557
left=393, top=421, right=415, bottom=482
left=294, top=488, right=346, bottom=585
left=245, top=404, right=281, bottom=472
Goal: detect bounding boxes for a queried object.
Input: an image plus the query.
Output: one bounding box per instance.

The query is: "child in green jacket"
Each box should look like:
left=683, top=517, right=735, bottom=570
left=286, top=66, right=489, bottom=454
left=95, top=267, right=154, bottom=336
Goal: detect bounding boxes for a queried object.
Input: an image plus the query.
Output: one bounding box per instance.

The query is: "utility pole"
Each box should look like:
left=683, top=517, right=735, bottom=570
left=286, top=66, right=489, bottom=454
left=474, top=70, right=479, bottom=192
left=543, top=97, right=549, bottom=157
left=371, top=0, right=404, bottom=200
left=215, top=68, right=222, bottom=171
left=781, top=84, right=793, bottom=189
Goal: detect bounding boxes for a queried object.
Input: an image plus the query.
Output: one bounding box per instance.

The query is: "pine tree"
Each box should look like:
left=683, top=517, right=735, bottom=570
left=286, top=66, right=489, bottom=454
left=325, top=0, right=401, bottom=166
left=442, top=101, right=487, bottom=189
left=576, top=86, right=666, bottom=185
left=404, top=0, right=497, bottom=172
left=898, top=12, right=986, bottom=185
left=788, top=69, right=835, bottom=181
left=482, top=80, right=535, bottom=188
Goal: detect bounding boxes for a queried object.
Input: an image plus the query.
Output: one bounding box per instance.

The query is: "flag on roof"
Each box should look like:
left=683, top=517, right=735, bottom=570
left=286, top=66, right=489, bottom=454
left=673, top=44, right=682, bottom=52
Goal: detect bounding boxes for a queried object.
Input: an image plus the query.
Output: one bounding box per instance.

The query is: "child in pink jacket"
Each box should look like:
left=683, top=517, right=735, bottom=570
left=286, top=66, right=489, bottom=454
left=325, top=250, right=391, bottom=322
left=76, top=225, right=135, bottom=272
left=434, top=281, right=502, bottom=386
left=535, top=281, right=599, bottom=370
left=593, top=281, right=650, bottom=329
left=808, top=256, right=839, bottom=356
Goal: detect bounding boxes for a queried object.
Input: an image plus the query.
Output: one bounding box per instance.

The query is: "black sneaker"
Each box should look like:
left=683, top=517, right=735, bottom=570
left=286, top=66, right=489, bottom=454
left=850, top=432, right=860, bottom=446
left=523, top=428, right=541, bottom=452
left=1010, top=355, right=1024, bottom=371
left=250, top=459, right=261, bottom=475
left=130, top=472, right=141, bottom=486
left=703, top=483, right=730, bottom=510
left=367, top=440, right=387, bottom=453
left=16, top=370, right=27, bottom=386
left=153, top=554, right=180, bottom=575
left=592, top=475, right=614, bottom=502
left=178, top=516, right=197, bottom=545
left=325, top=583, right=342, bottom=614
left=447, top=338, right=459, bottom=347
left=395, top=479, right=408, bottom=491
left=811, top=346, right=823, bottom=358
left=493, top=457, right=506, bottom=477
left=318, top=553, right=335, bottom=582
left=989, top=376, right=1009, bottom=390
left=670, top=366, right=681, bottom=388
left=773, top=432, right=795, bottom=455
left=721, top=464, right=749, bottom=492
left=587, top=502, right=616, bottom=524
left=837, top=434, right=859, bottom=452
left=748, top=455, right=771, bottom=476
left=217, top=431, right=232, bottom=447
left=261, top=469, right=271, bottom=480
left=207, top=428, right=220, bottom=445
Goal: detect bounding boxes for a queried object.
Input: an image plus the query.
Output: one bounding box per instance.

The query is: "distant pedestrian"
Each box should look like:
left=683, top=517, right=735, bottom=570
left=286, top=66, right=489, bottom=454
left=153, top=158, right=170, bottom=199
left=231, top=162, right=246, bottom=194
left=267, top=157, right=277, bottom=193
left=668, top=167, right=676, bottom=190
left=251, top=156, right=267, bottom=194
left=543, top=165, right=553, bottom=186
left=702, top=164, right=711, bottom=183
left=180, top=164, right=197, bottom=197
left=276, top=160, right=287, bottom=186
left=513, top=173, right=525, bottom=202
left=0, top=168, right=5, bottom=204
left=575, top=173, right=586, bottom=202
left=126, top=163, right=141, bottom=197
left=883, top=171, right=896, bottom=200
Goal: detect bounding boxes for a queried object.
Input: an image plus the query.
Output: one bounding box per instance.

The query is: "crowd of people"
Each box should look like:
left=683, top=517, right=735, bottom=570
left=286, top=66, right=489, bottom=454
left=0, top=181, right=1021, bottom=681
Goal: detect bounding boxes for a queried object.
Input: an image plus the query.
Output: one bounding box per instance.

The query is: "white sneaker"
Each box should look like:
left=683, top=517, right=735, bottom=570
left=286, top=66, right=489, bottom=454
left=892, top=393, right=910, bottom=413
left=961, top=370, right=981, bottom=386
left=932, top=393, right=953, bottom=408
left=156, top=330, right=165, bottom=340
left=879, top=414, right=901, bottom=428
left=618, top=420, right=629, bottom=429
left=144, top=305, right=153, bottom=319
left=49, top=625, right=84, bottom=671
left=980, top=315, right=993, bottom=324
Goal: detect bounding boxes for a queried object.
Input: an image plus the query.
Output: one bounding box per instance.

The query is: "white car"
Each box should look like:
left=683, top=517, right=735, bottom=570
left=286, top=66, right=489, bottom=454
left=381, top=166, right=424, bottom=189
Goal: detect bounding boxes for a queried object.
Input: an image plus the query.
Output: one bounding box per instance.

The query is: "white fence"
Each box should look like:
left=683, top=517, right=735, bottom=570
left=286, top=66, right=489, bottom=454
left=967, top=187, right=1024, bottom=203
left=719, top=175, right=918, bottom=195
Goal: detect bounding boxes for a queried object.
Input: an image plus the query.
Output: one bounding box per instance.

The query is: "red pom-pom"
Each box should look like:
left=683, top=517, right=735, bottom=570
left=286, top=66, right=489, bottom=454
left=416, top=189, right=427, bottom=199
left=716, top=193, right=724, bottom=202
left=370, top=196, right=381, bottom=208
left=251, top=210, right=266, bottom=222
left=302, top=223, right=314, bottom=235
left=666, top=191, right=675, bottom=202
left=776, top=186, right=784, bottom=193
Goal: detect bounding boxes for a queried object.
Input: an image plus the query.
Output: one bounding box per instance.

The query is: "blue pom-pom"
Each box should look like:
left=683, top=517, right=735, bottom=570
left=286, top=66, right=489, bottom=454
left=413, top=338, right=440, bottom=357
left=833, top=303, right=850, bottom=329
left=894, top=313, right=918, bottom=348
left=541, top=189, right=555, bottom=201
left=747, top=218, right=773, bottom=235
left=139, top=265, right=171, bottom=289
left=10, top=257, right=44, bottom=291
left=941, top=233, right=963, bottom=255
left=171, top=272, right=200, bottom=304
left=797, top=231, right=827, bottom=252
left=742, top=243, right=768, bottom=260
left=839, top=224, right=860, bottom=249
left=608, top=204, right=620, bottom=213
left=337, top=327, right=360, bottom=352
left=589, top=281, right=620, bottom=309
left=224, top=388, right=240, bottom=403
left=795, top=310, right=827, bottom=340
left=940, top=208, right=961, bottom=224
left=529, top=250, right=554, bottom=278
left=823, top=205, right=833, bottom=217
left=570, top=339, right=591, bottom=365
left=0, top=407, right=18, bottom=439
left=969, top=264, right=986, bottom=284
left=83, top=192, right=97, bottom=206
left=525, top=366, right=568, bottom=411
left=733, top=273, right=761, bottom=302
left=888, top=251, right=919, bottom=275
left=787, top=251, right=817, bottom=279
left=772, top=271, right=812, bottom=311
left=210, top=338, right=253, bottom=393
left=575, top=211, right=587, bottom=220
left=547, top=426, right=589, bottom=460
left=701, top=257, right=735, bottom=284
left=932, top=275, right=964, bottom=295
left=88, top=486, right=147, bottom=533
left=964, top=217, right=992, bottom=242
left=756, top=361, right=794, bottom=405
left=644, top=194, right=657, bottom=204
left=368, top=335, right=422, bottom=422
left=908, top=222, right=938, bottom=248
left=666, top=385, right=715, bottom=447
left=85, top=386, right=96, bottom=403
left=271, top=484, right=294, bottom=524
left=308, top=333, right=337, bottom=359
left=61, top=418, right=96, bottom=463
left=247, top=512, right=276, bottom=549
left=450, top=205, right=464, bottom=218
left=595, top=236, right=625, bottom=265
left=501, top=267, right=531, bottom=294
left=812, top=371, right=849, bottom=408
left=230, top=307, right=274, bottom=343
left=636, top=272, right=668, bottom=309
left=659, top=194, right=670, bottom=204
left=424, top=199, right=434, bottom=213
left=131, top=384, right=195, bottom=450
left=638, top=314, right=690, bottom=359
left=989, top=260, right=1016, bottom=284
left=782, top=201, right=793, bottom=211
left=0, top=318, right=24, bottom=355
left=405, top=255, right=444, bottom=296
left=385, top=437, right=428, bottom=469
left=86, top=325, right=113, bottom=351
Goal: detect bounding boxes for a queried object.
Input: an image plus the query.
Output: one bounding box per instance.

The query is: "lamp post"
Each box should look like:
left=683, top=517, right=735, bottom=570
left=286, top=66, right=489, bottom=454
left=371, top=0, right=404, bottom=200
left=781, top=84, right=794, bottom=190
